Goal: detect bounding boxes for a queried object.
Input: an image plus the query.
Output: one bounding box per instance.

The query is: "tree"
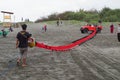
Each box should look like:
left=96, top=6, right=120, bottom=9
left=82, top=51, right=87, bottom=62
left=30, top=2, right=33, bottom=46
left=35, top=7, right=120, bottom=22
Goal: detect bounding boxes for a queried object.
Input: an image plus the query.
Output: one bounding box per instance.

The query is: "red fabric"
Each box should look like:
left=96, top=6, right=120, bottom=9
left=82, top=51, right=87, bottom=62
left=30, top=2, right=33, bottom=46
left=36, top=29, right=96, bottom=51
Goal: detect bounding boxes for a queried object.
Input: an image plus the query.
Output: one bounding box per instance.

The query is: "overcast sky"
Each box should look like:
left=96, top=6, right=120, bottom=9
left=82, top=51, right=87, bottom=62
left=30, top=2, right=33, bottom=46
left=0, top=0, right=120, bottom=22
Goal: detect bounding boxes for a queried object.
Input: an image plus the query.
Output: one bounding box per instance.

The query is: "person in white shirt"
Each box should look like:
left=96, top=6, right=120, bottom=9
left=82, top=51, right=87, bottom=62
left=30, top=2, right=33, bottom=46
left=117, top=24, right=120, bottom=42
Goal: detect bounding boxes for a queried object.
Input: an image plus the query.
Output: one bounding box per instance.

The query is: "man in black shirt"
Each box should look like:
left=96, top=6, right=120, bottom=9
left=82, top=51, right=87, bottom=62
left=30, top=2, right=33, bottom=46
left=16, top=24, right=31, bottom=67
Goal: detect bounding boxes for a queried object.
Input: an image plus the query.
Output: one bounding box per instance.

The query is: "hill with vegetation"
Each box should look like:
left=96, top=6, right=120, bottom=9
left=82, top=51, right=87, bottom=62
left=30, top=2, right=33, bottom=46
left=35, top=7, right=120, bottom=23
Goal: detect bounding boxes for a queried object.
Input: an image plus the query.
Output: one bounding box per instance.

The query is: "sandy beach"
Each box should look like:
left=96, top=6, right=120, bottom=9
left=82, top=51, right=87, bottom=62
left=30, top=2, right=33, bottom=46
left=0, top=21, right=120, bottom=80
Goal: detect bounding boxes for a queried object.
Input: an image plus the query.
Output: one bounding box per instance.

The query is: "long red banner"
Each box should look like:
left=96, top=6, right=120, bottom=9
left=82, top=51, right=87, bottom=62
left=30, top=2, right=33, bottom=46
left=35, top=29, right=96, bottom=51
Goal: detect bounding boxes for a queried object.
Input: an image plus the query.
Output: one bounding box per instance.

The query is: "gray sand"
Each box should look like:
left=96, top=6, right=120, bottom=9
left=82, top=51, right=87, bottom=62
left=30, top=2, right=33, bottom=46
left=0, top=22, right=120, bottom=80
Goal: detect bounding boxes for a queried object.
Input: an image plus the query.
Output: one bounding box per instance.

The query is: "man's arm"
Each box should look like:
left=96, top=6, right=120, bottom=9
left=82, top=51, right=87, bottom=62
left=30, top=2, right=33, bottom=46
left=16, top=39, right=19, bottom=48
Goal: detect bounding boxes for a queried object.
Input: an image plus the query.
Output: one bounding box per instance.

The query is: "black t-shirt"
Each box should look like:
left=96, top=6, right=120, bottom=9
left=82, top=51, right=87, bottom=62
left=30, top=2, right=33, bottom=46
left=16, top=31, right=31, bottom=48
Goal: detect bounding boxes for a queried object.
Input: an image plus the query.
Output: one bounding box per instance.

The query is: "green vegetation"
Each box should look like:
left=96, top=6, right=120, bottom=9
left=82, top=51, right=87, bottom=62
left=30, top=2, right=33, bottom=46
left=39, top=20, right=120, bottom=29
left=35, top=7, right=120, bottom=23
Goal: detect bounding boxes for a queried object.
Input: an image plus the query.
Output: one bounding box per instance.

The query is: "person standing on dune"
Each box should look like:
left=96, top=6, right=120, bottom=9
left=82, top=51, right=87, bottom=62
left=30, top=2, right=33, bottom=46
left=110, top=24, right=114, bottom=33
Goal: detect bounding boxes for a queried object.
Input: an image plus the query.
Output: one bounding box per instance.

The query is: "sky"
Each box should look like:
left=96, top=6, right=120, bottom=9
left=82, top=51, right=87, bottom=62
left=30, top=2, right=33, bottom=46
left=0, top=0, right=120, bottom=22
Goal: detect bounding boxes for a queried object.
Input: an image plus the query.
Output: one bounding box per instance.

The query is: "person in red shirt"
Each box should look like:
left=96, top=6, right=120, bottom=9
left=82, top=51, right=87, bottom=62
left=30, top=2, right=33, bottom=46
left=110, top=24, right=114, bottom=33
left=44, top=25, right=47, bottom=32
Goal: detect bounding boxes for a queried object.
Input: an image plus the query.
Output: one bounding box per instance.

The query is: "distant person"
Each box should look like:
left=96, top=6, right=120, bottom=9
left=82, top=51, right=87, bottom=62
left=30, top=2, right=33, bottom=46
left=41, top=27, right=44, bottom=32
left=57, top=20, right=59, bottom=26
left=9, top=26, right=13, bottom=32
left=117, top=24, right=120, bottom=42
left=59, top=21, right=62, bottom=26
left=1, top=29, right=6, bottom=37
left=110, top=24, right=114, bottom=33
left=61, top=21, right=62, bottom=24
left=16, top=24, right=31, bottom=67
left=44, top=24, right=47, bottom=32
left=98, top=20, right=102, bottom=25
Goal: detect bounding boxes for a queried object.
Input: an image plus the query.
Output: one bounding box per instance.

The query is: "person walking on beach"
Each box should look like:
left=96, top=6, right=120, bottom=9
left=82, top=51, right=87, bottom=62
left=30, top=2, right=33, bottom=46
left=1, top=29, right=7, bottom=37
left=57, top=20, right=59, bottom=26
left=117, top=24, right=120, bottom=42
left=9, top=26, right=13, bottom=32
left=110, top=24, right=114, bottom=33
left=44, top=24, right=47, bottom=32
left=16, top=24, right=31, bottom=67
left=41, top=25, right=47, bottom=32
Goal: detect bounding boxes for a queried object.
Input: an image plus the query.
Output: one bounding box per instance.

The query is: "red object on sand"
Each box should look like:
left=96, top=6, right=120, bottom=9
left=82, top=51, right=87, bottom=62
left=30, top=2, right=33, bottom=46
left=35, top=28, right=97, bottom=51
left=80, top=25, right=102, bottom=33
